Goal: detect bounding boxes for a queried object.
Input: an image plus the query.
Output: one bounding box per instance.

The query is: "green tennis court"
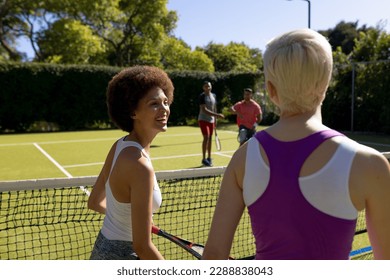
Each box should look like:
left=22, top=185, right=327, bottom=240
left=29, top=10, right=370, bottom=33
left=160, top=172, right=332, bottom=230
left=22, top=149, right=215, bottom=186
left=0, top=126, right=241, bottom=181
left=1, top=125, right=390, bottom=181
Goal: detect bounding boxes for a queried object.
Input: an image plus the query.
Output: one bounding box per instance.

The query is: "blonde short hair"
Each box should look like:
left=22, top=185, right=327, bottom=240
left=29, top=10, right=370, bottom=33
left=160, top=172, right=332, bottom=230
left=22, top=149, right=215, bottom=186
left=263, top=29, right=333, bottom=114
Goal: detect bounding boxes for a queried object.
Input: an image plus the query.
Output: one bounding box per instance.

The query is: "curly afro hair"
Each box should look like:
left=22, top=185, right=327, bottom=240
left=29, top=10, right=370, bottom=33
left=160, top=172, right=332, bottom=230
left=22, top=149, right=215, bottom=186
left=106, top=65, right=174, bottom=132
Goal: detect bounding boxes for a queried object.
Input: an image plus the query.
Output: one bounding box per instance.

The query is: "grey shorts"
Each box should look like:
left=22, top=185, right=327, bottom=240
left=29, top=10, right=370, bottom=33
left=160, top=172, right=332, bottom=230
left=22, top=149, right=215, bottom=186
left=90, top=231, right=139, bottom=260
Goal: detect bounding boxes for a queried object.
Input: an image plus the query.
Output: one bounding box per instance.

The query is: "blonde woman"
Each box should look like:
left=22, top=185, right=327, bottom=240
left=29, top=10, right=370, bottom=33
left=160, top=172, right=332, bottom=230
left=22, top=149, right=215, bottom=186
left=203, top=29, right=390, bottom=260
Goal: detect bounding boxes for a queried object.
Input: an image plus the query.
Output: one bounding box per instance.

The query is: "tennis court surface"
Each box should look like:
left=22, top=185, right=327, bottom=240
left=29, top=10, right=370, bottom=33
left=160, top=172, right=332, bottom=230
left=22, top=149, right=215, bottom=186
left=0, top=126, right=238, bottom=181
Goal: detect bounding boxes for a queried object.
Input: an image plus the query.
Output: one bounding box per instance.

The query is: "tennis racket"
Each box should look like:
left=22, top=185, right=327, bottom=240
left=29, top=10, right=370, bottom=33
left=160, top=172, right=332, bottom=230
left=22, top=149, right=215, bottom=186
left=214, top=126, right=221, bottom=151
left=151, top=225, right=204, bottom=259
left=151, top=225, right=241, bottom=260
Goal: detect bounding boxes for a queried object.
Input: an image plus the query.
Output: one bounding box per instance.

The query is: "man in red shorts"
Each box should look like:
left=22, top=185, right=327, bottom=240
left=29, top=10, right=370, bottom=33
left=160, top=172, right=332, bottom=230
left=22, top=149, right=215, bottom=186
left=198, top=81, right=224, bottom=166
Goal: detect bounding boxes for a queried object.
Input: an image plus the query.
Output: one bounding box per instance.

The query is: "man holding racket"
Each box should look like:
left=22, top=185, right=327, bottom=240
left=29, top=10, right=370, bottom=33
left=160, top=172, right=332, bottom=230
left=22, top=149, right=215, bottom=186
left=198, top=81, right=224, bottom=167
left=229, top=88, right=262, bottom=146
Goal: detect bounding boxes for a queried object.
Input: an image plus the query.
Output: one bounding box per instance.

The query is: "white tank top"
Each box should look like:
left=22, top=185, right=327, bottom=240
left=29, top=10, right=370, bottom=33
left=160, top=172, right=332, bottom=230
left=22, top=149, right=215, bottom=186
left=101, top=138, right=162, bottom=241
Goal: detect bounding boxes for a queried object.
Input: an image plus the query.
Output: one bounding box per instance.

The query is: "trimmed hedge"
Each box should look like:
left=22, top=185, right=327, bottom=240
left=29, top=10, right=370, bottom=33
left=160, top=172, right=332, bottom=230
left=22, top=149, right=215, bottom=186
left=0, top=63, right=263, bottom=132
left=0, top=63, right=119, bottom=132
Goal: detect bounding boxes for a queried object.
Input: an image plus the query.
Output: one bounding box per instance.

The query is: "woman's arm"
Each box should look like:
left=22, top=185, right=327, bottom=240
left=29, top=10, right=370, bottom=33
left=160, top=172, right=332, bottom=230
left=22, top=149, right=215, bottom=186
left=87, top=142, right=117, bottom=214
left=362, top=153, right=390, bottom=259
left=352, top=147, right=390, bottom=260
left=202, top=148, right=246, bottom=259
left=130, top=157, right=164, bottom=260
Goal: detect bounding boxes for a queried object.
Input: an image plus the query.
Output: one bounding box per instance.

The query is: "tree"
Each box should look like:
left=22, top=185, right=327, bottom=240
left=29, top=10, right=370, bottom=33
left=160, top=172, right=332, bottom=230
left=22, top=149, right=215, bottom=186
left=160, top=37, right=214, bottom=71
left=323, top=26, right=390, bottom=133
left=350, top=29, right=390, bottom=132
left=321, top=21, right=359, bottom=54
left=199, top=42, right=262, bottom=72
left=38, top=19, right=106, bottom=64
left=352, top=28, right=390, bottom=62
left=62, top=0, right=178, bottom=66
left=0, top=0, right=79, bottom=61
left=0, top=0, right=33, bottom=61
left=0, top=0, right=178, bottom=66
left=319, top=21, right=377, bottom=55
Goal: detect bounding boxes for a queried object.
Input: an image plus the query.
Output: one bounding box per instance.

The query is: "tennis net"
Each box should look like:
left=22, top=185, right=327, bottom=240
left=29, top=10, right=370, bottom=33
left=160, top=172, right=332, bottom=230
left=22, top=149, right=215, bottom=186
left=0, top=166, right=373, bottom=260
left=0, top=167, right=255, bottom=260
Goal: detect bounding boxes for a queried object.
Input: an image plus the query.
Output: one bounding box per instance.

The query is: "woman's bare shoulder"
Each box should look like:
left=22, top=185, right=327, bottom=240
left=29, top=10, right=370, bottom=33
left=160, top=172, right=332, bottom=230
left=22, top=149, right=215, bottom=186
left=350, top=143, right=390, bottom=208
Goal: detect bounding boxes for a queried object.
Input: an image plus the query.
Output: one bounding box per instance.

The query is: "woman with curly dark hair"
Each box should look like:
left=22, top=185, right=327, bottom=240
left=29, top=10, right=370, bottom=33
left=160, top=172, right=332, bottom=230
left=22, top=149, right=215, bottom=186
left=88, top=65, right=174, bottom=260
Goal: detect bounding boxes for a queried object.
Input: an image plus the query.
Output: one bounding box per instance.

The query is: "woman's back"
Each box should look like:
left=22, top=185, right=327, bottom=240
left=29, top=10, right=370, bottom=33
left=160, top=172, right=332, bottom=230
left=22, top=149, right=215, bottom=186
left=244, top=130, right=358, bottom=259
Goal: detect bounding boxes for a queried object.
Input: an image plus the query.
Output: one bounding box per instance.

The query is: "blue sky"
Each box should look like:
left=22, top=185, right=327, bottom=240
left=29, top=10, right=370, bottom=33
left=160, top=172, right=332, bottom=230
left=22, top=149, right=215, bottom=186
left=167, top=0, right=390, bottom=51
left=19, top=0, right=390, bottom=58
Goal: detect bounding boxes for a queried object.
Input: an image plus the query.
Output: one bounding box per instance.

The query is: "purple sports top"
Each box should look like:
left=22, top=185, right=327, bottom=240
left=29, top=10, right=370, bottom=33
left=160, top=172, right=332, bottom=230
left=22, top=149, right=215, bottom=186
left=247, top=130, right=357, bottom=260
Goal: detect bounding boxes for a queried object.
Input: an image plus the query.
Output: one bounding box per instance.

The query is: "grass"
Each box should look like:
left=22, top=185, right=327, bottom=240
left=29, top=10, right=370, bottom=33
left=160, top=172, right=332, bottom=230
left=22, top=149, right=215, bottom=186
left=1, top=124, right=389, bottom=181
left=0, top=126, right=238, bottom=181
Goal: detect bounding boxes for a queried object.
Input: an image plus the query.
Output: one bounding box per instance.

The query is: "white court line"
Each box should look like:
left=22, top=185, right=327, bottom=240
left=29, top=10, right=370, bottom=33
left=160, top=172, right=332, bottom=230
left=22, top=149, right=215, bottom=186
left=33, top=143, right=90, bottom=196
left=0, top=137, right=118, bottom=147
left=33, top=143, right=73, bottom=178
left=152, top=150, right=235, bottom=160
left=0, top=132, right=208, bottom=147
left=214, top=152, right=234, bottom=158
left=63, top=151, right=235, bottom=168
left=64, top=162, right=104, bottom=168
